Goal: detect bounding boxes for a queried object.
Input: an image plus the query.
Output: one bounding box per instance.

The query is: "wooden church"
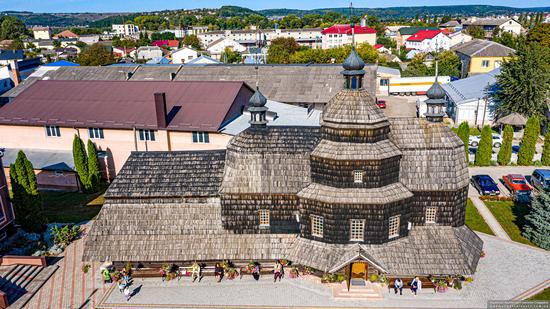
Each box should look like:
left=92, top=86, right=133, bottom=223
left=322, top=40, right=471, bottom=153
left=84, top=49, right=483, bottom=281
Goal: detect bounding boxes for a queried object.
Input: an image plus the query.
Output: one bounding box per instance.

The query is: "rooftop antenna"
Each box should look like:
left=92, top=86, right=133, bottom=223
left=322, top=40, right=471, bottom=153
left=434, top=39, right=439, bottom=83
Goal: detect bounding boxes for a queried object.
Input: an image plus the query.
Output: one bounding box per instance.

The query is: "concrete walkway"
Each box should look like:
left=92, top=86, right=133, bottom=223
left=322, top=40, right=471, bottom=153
left=469, top=195, right=511, bottom=240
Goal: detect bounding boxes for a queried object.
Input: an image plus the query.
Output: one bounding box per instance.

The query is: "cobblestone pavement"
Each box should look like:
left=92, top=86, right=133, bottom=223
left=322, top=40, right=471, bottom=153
left=21, top=223, right=107, bottom=309
left=96, top=234, right=550, bottom=309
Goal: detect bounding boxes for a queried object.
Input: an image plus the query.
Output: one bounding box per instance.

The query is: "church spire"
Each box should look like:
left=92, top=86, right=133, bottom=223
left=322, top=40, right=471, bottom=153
left=248, top=87, right=268, bottom=127
left=341, top=48, right=365, bottom=90
left=424, top=50, right=446, bottom=122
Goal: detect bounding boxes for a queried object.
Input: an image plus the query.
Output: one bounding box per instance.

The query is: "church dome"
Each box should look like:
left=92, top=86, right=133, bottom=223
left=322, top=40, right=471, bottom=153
left=426, top=81, right=446, bottom=100
left=249, top=87, right=267, bottom=107
left=342, top=48, right=365, bottom=72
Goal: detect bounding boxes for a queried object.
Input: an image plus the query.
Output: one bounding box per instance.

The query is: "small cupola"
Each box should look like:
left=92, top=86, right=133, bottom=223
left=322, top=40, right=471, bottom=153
left=248, top=87, right=268, bottom=127
left=341, top=48, right=366, bottom=90
left=424, top=78, right=447, bottom=122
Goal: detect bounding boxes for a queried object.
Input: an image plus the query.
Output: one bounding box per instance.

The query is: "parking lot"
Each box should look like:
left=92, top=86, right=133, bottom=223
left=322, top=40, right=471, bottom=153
left=378, top=95, right=417, bottom=118
left=468, top=166, right=545, bottom=197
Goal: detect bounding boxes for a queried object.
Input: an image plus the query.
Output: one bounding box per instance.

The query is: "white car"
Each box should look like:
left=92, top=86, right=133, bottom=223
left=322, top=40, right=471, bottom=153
left=469, top=134, right=502, bottom=148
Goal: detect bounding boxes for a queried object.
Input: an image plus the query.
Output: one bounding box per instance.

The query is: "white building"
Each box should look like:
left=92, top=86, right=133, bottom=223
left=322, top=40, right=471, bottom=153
left=79, top=35, right=100, bottom=45
left=32, top=27, right=51, bottom=40
left=321, top=24, right=376, bottom=49
left=185, top=55, right=222, bottom=65
left=206, top=38, right=246, bottom=60
left=171, top=46, right=199, bottom=64
left=462, top=17, right=523, bottom=38
left=442, top=68, right=500, bottom=126
left=448, top=31, right=472, bottom=48
left=405, top=30, right=450, bottom=53
left=136, top=46, right=163, bottom=61
left=198, top=28, right=323, bottom=50
left=112, top=24, right=140, bottom=37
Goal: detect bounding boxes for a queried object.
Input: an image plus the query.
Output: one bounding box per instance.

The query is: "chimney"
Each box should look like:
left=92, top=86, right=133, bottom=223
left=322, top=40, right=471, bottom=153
left=7, top=60, right=21, bottom=87
left=154, top=92, right=168, bottom=128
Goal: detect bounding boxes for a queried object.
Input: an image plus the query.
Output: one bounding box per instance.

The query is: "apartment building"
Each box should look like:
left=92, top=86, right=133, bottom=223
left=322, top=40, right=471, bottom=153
left=112, top=24, right=140, bottom=37
left=404, top=30, right=451, bottom=52
left=321, top=24, right=376, bottom=49
left=0, top=80, right=254, bottom=188
left=198, top=28, right=323, bottom=50
left=32, top=27, right=52, bottom=40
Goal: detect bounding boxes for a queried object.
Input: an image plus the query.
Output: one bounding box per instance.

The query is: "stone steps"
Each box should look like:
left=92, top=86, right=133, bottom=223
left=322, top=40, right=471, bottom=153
left=0, top=264, right=44, bottom=304
left=332, top=280, right=384, bottom=300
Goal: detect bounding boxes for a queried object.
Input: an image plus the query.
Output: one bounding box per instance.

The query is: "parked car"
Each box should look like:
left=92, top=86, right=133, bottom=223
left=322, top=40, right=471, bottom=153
left=469, top=134, right=502, bottom=148
left=532, top=169, right=550, bottom=192
left=471, top=175, right=500, bottom=196
left=502, top=174, right=532, bottom=202
left=376, top=99, right=386, bottom=109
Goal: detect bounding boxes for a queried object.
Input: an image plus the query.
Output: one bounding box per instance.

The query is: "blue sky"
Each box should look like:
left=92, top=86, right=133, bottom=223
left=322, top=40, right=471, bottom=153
left=1, top=0, right=549, bottom=13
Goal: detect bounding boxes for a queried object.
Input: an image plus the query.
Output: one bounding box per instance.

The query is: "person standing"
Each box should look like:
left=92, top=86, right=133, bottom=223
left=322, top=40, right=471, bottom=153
left=159, top=268, right=167, bottom=282
left=273, top=261, right=282, bottom=283
left=394, top=278, right=403, bottom=295
left=416, top=277, right=422, bottom=294
left=252, top=264, right=260, bottom=281
left=191, top=262, right=201, bottom=283
left=117, top=280, right=125, bottom=293
left=411, top=278, right=418, bottom=296
left=123, top=286, right=131, bottom=302
left=102, top=268, right=111, bottom=284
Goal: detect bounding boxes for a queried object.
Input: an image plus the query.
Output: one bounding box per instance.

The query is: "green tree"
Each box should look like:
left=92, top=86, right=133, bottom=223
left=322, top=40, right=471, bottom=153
left=151, top=32, right=176, bottom=41
left=522, top=192, right=550, bottom=250
left=267, top=37, right=300, bottom=64
left=9, top=151, right=45, bottom=232
left=497, top=125, right=514, bottom=166
left=182, top=34, right=201, bottom=50
left=475, top=125, right=493, bottom=166
left=457, top=121, right=470, bottom=163
left=8, top=39, right=24, bottom=51
left=527, top=23, right=550, bottom=50
left=465, top=25, right=485, bottom=39
left=0, top=16, right=28, bottom=40
left=72, top=135, right=89, bottom=192
left=542, top=130, right=550, bottom=166
left=76, top=43, right=115, bottom=66
left=402, top=53, right=430, bottom=77
left=87, top=140, right=101, bottom=193
left=221, top=47, right=242, bottom=64
left=517, top=116, right=540, bottom=166
left=494, top=42, right=550, bottom=118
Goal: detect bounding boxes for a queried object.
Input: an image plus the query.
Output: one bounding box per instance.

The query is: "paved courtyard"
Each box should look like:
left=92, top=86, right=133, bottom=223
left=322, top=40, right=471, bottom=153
left=94, top=234, right=550, bottom=309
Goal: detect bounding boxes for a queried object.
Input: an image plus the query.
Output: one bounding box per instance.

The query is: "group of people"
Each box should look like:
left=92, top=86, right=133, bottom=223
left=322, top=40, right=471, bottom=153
left=115, top=269, right=134, bottom=301
left=393, top=277, right=423, bottom=296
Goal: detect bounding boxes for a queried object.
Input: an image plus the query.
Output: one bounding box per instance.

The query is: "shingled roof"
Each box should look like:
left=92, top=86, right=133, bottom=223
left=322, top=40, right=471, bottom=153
left=105, top=150, right=226, bottom=199
left=452, top=39, right=515, bottom=58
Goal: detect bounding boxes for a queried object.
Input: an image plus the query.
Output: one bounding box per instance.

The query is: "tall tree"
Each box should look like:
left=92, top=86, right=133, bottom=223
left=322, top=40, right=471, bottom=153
left=220, top=47, right=242, bottom=64
left=267, top=37, right=300, bottom=64
left=494, top=42, right=550, bottom=118
left=457, top=121, right=470, bottom=163
left=0, top=16, right=28, bottom=40
left=87, top=140, right=101, bottom=193
left=541, top=130, right=550, bottom=166
left=76, top=43, right=115, bottom=66
left=9, top=151, right=45, bottom=232
left=497, top=125, right=513, bottom=166
left=517, top=116, right=540, bottom=166
left=522, top=192, right=550, bottom=250
left=475, top=125, right=493, bottom=166
left=72, top=135, right=89, bottom=192
left=527, top=23, right=550, bottom=50
left=465, top=25, right=485, bottom=39
left=182, top=34, right=201, bottom=50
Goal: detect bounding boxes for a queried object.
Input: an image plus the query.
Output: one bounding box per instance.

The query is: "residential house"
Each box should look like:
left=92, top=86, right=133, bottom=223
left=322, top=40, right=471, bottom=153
left=0, top=50, right=24, bottom=66
left=374, top=44, right=390, bottom=54
left=0, top=58, right=41, bottom=97
left=185, top=55, right=221, bottom=65
left=448, top=31, right=472, bottom=48
left=268, top=28, right=322, bottom=49
left=405, top=30, right=450, bottom=53
left=462, top=17, right=523, bottom=38
left=171, top=46, right=199, bottom=64
left=321, top=24, right=376, bottom=49
left=136, top=46, right=163, bottom=61
left=79, top=35, right=100, bottom=45
left=453, top=39, right=514, bottom=77
left=32, top=27, right=51, bottom=40
left=396, top=26, right=439, bottom=47
left=53, top=30, right=79, bottom=40
left=113, top=47, right=136, bottom=58
left=439, top=20, right=462, bottom=32
left=112, top=24, right=139, bottom=37
left=152, top=40, right=180, bottom=50
left=442, top=68, right=500, bottom=126
left=206, top=38, right=246, bottom=61
left=0, top=150, right=16, bottom=239
left=0, top=80, right=255, bottom=186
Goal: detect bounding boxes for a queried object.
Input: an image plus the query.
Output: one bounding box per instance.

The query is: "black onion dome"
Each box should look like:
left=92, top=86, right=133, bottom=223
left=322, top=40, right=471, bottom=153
left=249, top=87, right=267, bottom=107
left=342, top=48, right=365, bottom=72
left=426, top=81, right=446, bottom=100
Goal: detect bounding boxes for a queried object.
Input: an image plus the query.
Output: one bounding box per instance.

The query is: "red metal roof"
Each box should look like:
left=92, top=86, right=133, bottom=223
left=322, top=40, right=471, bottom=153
left=321, top=24, right=377, bottom=35
left=0, top=80, right=253, bottom=132
left=374, top=44, right=384, bottom=49
left=152, top=40, right=180, bottom=48
left=406, top=30, right=443, bottom=42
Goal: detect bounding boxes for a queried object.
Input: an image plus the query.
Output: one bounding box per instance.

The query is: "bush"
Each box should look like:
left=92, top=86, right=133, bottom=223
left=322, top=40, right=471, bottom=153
left=474, top=125, right=493, bottom=166
left=498, top=125, right=513, bottom=165
left=518, top=116, right=540, bottom=166
left=541, top=131, right=550, bottom=166
left=51, top=225, right=80, bottom=247
left=369, top=273, right=379, bottom=282
left=457, top=122, right=470, bottom=162
left=522, top=192, right=550, bottom=249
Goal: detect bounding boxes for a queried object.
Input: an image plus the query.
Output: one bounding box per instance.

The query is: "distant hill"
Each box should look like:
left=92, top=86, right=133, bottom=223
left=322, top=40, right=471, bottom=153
left=259, top=5, right=550, bottom=19
left=0, top=11, right=126, bottom=27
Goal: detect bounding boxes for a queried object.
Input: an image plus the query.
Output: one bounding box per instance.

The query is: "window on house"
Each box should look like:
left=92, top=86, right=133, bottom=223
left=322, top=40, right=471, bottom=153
left=388, top=215, right=400, bottom=239
left=353, top=170, right=364, bottom=183
left=45, top=125, right=61, bottom=137
left=311, top=215, right=324, bottom=238
left=88, top=128, right=104, bottom=139
left=138, top=129, right=155, bottom=141
left=426, top=207, right=437, bottom=223
left=350, top=219, right=365, bottom=241
left=481, top=60, right=490, bottom=68
left=259, top=209, right=270, bottom=227
left=192, top=131, right=210, bottom=143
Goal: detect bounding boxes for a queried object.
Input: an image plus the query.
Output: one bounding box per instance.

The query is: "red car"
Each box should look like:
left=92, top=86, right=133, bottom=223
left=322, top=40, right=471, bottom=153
left=502, top=174, right=532, bottom=201
left=376, top=100, right=386, bottom=109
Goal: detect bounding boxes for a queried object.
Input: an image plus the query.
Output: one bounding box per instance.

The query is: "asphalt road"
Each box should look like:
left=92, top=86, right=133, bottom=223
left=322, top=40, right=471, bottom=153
left=468, top=166, right=546, bottom=197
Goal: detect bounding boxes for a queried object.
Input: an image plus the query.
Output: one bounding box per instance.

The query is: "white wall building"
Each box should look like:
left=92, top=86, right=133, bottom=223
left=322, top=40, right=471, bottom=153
left=32, top=27, right=51, bottom=40
left=206, top=38, right=246, bottom=60
left=405, top=30, right=450, bottom=53
left=136, top=46, right=163, bottom=60
left=448, top=31, right=473, bottom=48
left=171, top=47, right=199, bottom=64
left=321, top=24, right=377, bottom=49
left=112, top=24, right=140, bottom=37
left=198, top=28, right=323, bottom=50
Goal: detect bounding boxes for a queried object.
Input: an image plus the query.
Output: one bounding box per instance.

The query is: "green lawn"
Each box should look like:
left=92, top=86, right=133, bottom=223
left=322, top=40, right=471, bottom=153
left=465, top=199, right=494, bottom=235
left=42, top=188, right=105, bottom=223
left=528, top=288, right=550, bottom=300
left=484, top=200, right=535, bottom=246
